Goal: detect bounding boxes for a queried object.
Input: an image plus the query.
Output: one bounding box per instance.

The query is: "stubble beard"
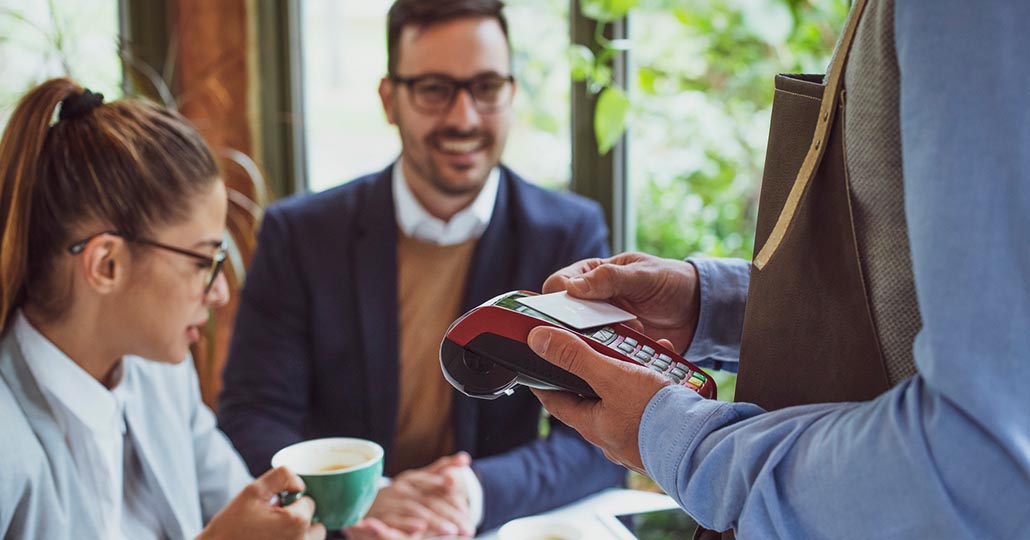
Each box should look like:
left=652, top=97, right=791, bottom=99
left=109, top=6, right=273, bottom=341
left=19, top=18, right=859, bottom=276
left=420, top=129, right=498, bottom=197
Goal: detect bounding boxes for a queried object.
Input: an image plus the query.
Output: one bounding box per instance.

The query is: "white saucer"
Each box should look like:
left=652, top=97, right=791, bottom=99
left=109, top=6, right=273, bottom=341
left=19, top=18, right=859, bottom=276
left=497, top=516, right=584, bottom=540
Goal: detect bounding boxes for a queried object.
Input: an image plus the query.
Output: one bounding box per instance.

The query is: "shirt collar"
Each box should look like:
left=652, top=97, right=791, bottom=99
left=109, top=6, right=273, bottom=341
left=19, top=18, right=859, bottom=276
left=14, top=311, right=125, bottom=435
left=392, top=159, right=499, bottom=246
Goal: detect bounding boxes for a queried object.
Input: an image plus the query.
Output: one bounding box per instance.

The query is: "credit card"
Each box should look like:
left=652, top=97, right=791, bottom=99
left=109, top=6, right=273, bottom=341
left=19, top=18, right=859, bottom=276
left=517, top=291, right=636, bottom=330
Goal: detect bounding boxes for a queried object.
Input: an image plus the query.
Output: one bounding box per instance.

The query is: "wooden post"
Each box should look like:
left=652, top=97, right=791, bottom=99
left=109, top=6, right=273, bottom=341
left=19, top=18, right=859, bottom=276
left=175, top=0, right=260, bottom=409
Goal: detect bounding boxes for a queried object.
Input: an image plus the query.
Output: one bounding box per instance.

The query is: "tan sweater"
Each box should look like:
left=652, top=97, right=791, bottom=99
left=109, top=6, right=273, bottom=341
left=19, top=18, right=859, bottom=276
left=390, top=233, right=478, bottom=474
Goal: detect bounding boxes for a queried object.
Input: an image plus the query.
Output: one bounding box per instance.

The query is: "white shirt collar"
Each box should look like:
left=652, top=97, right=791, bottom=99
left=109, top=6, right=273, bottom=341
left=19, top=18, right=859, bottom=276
left=392, top=159, right=499, bottom=246
left=14, top=310, right=125, bottom=435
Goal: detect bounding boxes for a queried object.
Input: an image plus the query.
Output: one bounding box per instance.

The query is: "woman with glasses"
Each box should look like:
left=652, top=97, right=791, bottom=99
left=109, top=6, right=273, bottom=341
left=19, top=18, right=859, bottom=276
left=0, top=78, right=325, bottom=540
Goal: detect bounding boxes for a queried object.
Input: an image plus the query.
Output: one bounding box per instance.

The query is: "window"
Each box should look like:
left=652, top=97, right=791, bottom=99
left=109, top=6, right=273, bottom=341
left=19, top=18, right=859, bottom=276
left=626, top=1, right=849, bottom=262
left=0, top=0, right=122, bottom=128
left=300, top=0, right=570, bottom=192
left=504, top=0, right=570, bottom=190
left=301, top=0, right=396, bottom=192
left=623, top=1, right=849, bottom=401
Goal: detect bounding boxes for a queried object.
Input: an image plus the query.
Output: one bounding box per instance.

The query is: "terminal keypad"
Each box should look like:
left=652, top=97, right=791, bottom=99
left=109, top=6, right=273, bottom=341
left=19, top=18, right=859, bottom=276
left=588, top=326, right=708, bottom=391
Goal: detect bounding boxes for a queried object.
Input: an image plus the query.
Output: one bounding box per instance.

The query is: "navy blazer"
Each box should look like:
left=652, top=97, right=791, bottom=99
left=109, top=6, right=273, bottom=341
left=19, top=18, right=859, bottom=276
left=218, top=165, right=624, bottom=530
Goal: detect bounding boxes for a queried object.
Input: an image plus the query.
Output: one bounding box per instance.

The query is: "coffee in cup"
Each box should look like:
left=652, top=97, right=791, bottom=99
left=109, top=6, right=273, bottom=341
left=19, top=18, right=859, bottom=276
left=271, top=437, right=384, bottom=530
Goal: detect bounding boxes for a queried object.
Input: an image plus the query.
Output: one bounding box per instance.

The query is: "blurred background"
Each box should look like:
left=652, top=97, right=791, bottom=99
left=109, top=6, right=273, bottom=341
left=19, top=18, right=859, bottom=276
left=0, top=0, right=847, bottom=421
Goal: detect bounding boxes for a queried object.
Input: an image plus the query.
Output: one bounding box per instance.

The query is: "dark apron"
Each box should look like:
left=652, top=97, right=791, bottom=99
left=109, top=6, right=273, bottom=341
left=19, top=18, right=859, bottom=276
left=695, top=1, right=889, bottom=538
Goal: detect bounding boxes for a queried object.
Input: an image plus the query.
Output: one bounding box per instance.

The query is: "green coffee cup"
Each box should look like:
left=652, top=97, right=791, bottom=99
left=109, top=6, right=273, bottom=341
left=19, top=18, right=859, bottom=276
left=271, top=437, right=384, bottom=530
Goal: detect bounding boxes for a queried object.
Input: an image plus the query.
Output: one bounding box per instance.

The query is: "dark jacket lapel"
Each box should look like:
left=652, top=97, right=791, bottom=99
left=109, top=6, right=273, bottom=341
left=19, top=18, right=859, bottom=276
left=451, top=168, right=519, bottom=455
left=352, top=167, right=401, bottom=459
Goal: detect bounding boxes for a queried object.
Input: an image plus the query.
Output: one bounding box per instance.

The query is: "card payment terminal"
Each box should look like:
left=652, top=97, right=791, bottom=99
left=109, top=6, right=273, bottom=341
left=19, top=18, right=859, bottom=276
left=440, top=291, right=716, bottom=400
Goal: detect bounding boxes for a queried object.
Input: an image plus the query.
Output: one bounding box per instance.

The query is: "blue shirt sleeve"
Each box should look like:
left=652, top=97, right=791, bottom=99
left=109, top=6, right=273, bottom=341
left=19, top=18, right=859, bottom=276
left=683, top=257, right=750, bottom=373
left=639, top=2, right=1030, bottom=537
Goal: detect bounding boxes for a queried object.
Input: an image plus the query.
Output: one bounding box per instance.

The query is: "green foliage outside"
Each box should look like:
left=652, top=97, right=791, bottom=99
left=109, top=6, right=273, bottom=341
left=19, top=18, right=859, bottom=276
left=570, top=0, right=850, bottom=402
left=578, top=0, right=849, bottom=259
left=628, top=0, right=849, bottom=263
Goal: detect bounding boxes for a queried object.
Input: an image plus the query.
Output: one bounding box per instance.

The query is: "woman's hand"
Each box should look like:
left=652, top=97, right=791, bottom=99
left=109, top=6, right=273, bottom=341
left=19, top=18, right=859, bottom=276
left=198, top=466, right=326, bottom=540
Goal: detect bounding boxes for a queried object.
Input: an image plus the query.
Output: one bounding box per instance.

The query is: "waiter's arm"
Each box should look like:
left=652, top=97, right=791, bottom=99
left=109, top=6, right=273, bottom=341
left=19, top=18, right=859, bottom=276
left=533, top=2, right=1030, bottom=537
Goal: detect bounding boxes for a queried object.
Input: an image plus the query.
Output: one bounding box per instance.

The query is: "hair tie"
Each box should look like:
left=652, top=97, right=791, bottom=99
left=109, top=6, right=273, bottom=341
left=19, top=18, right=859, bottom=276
left=59, top=89, right=104, bottom=121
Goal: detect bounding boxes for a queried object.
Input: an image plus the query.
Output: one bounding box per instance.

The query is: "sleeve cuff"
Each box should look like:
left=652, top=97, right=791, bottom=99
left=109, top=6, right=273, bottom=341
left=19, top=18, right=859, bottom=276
left=640, top=385, right=703, bottom=482
left=639, top=385, right=728, bottom=508
left=683, top=257, right=750, bottom=371
left=458, top=465, right=485, bottom=527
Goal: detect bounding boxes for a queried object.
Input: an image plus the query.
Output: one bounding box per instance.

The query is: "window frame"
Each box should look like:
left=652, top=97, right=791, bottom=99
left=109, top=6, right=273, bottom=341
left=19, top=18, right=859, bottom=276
left=570, top=0, right=628, bottom=253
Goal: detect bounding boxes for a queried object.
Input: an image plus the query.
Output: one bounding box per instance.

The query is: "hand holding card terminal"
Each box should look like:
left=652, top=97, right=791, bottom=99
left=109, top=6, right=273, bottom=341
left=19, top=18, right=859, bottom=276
left=440, top=291, right=716, bottom=399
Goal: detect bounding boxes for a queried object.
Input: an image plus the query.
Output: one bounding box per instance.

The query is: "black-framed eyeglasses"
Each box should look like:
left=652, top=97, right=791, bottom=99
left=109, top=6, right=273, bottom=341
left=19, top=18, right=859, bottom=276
left=67, top=231, right=227, bottom=295
left=389, top=72, right=515, bottom=114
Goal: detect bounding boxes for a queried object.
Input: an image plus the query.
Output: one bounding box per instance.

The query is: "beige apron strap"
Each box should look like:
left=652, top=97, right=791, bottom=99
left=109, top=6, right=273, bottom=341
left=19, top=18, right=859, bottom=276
left=753, top=0, right=869, bottom=270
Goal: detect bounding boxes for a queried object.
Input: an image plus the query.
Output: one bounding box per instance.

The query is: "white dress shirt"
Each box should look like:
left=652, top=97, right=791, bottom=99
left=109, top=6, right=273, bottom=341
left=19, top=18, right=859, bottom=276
left=392, top=159, right=499, bottom=246
left=14, top=312, right=163, bottom=540
left=391, top=160, right=495, bottom=526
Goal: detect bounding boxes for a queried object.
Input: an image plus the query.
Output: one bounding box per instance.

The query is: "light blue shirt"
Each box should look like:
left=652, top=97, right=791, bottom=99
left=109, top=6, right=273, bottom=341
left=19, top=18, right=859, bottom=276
left=14, top=312, right=164, bottom=540
left=639, top=2, right=1030, bottom=538
left=0, top=324, right=252, bottom=540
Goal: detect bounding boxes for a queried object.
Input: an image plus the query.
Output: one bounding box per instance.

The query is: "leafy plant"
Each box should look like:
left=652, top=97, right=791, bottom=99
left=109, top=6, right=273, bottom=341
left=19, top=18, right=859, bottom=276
left=570, top=1, right=850, bottom=408
left=626, top=0, right=847, bottom=263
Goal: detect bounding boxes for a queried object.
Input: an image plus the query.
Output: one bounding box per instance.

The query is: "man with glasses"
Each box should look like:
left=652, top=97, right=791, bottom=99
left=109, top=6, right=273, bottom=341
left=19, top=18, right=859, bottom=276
left=218, top=0, right=623, bottom=537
